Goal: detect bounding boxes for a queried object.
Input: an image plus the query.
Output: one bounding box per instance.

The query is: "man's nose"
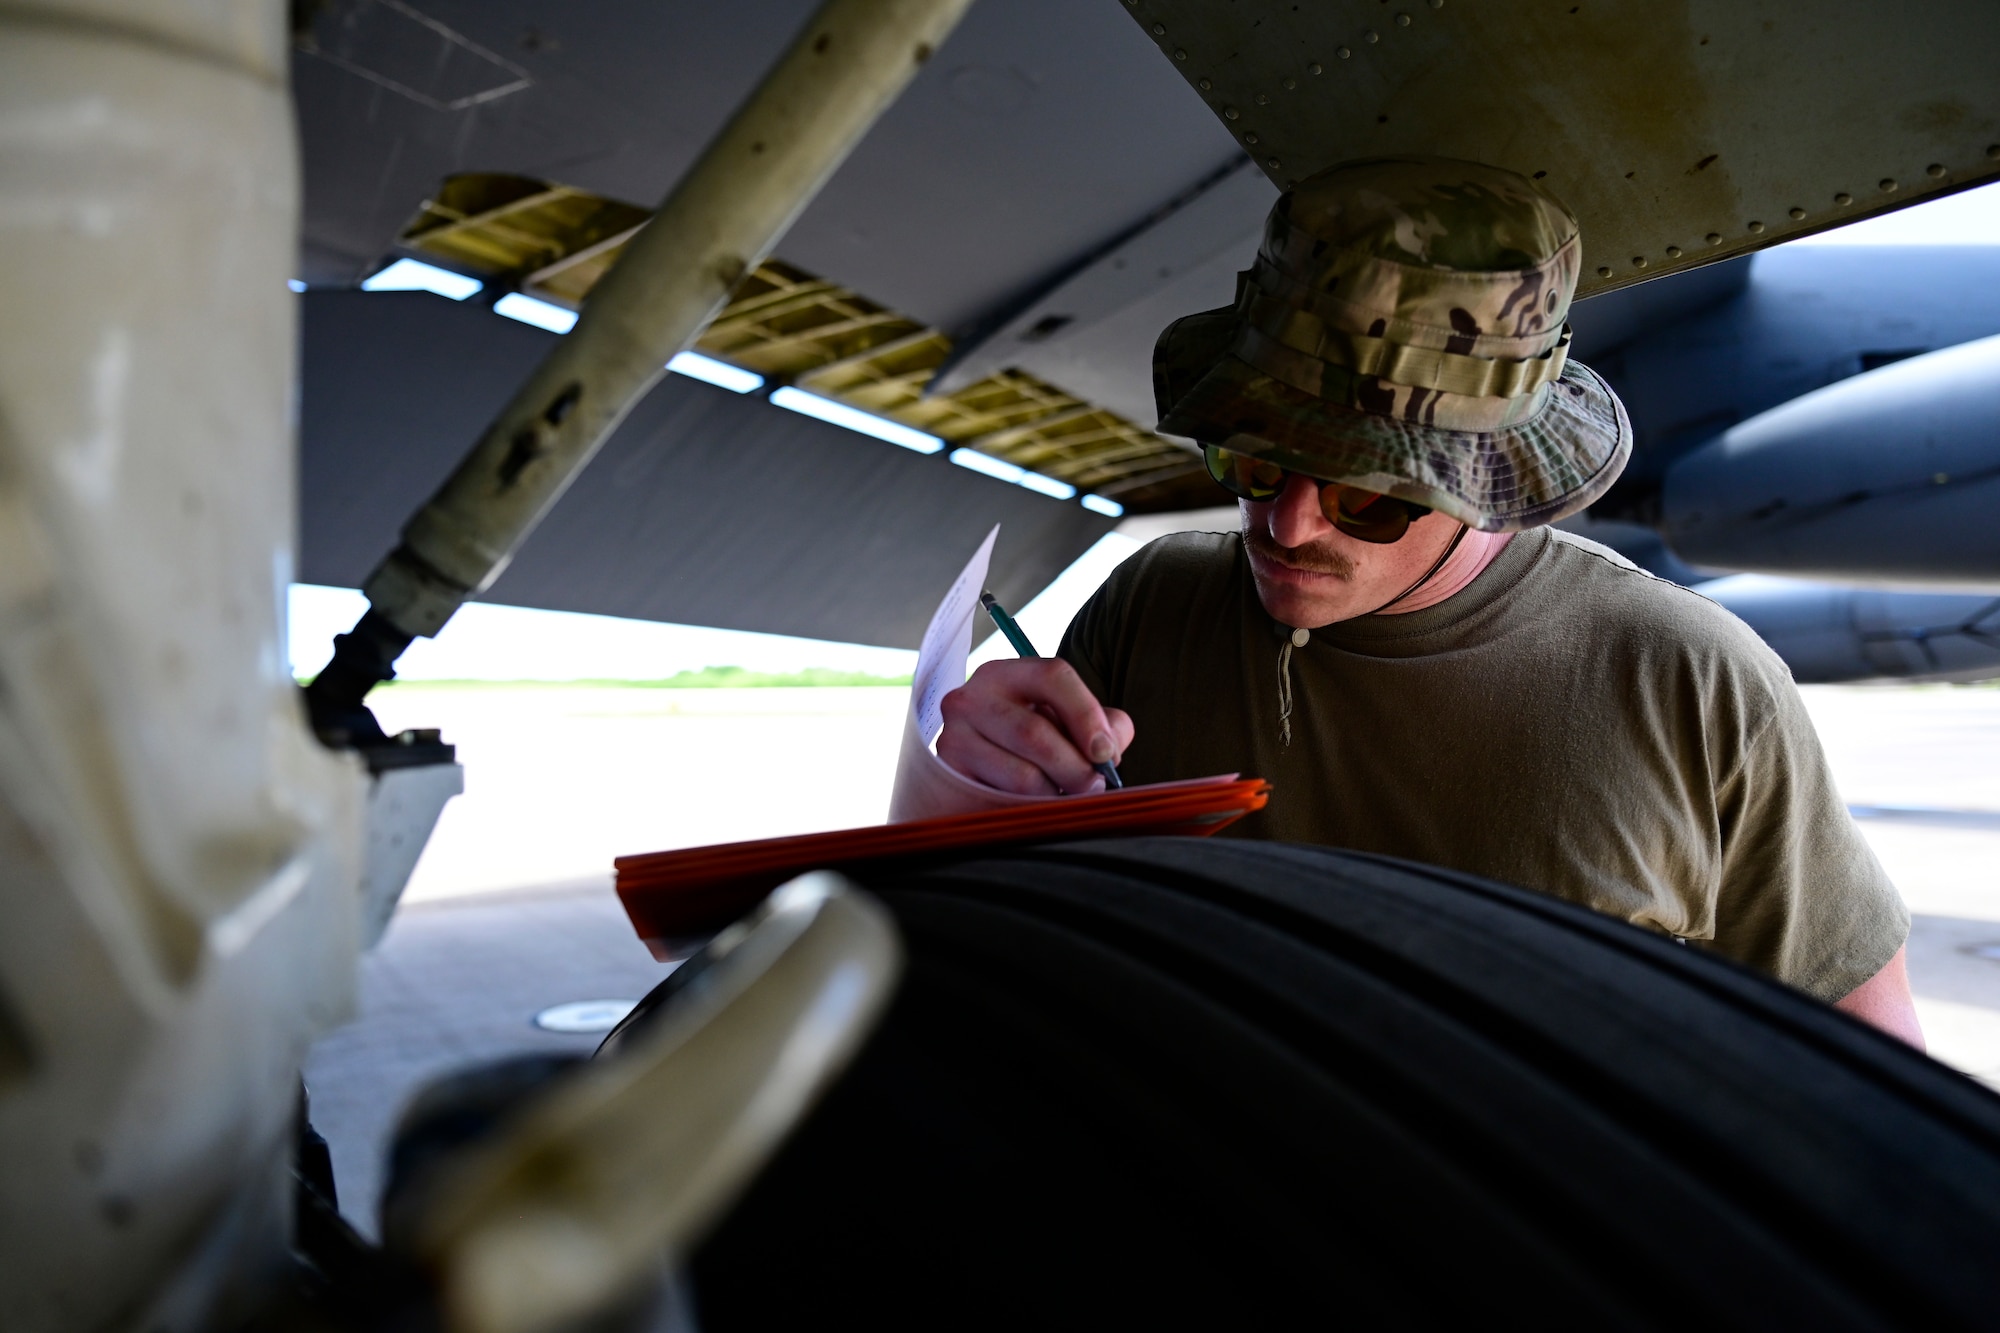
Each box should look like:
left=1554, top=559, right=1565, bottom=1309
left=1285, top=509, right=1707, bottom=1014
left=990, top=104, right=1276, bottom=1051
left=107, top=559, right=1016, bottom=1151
left=1268, top=473, right=1333, bottom=548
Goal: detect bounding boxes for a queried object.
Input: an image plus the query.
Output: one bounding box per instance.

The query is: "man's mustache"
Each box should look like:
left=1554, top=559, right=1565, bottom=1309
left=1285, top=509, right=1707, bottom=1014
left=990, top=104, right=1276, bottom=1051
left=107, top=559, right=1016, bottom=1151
left=1243, top=521, right=1356, bottom=577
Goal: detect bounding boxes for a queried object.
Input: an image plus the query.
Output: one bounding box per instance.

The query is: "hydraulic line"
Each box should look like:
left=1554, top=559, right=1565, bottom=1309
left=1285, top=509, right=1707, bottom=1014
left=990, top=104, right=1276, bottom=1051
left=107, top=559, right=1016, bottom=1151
left=306, top=0, right=973, bottom=739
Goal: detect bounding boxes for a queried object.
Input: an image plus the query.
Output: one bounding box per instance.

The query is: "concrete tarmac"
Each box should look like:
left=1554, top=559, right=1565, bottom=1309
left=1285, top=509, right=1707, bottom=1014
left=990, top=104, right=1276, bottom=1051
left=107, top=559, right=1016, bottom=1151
left=1799, top=686, right=2000, bottom=1088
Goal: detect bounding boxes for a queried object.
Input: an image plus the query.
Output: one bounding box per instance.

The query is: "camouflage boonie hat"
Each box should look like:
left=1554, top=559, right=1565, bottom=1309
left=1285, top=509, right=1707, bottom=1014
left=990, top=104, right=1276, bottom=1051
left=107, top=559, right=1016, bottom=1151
left=1155, top=156, right=1631, bottom=531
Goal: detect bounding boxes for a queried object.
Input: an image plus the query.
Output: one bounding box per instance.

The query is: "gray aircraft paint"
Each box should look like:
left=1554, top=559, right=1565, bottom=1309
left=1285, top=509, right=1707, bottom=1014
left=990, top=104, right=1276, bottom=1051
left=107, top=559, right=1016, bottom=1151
left=1662, top=334, right=2000, bottom=590
left=1699, top=578, right=2000, bottom=685
left=289, top=4, right=2000, bottom=681
left=299, top=292, right=1112, bottom=650
left=1586, top=246, right=2000, bottom=524
left=293, top=0, right=1241, bottom=335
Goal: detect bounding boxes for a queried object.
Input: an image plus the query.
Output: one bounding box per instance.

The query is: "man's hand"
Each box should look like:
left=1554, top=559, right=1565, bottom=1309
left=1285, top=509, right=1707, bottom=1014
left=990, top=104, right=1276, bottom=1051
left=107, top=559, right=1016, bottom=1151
left=937, top=659, right=1135, bottom=796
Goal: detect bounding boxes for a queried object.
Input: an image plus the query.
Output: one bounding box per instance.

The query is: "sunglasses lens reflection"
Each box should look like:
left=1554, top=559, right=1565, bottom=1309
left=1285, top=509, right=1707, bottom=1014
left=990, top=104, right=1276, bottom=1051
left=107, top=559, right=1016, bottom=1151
left=1203, top=445, right=1285, bottom=500
left=1323, top=485, right=1412, bottom=544
left=1204, top=446, right=1416, bottom=544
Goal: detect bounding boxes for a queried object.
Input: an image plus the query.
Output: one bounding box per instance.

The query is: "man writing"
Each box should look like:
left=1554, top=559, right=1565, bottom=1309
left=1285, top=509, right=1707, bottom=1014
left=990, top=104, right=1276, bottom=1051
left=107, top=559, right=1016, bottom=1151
left=937, top=158, right=1921, bottom=1043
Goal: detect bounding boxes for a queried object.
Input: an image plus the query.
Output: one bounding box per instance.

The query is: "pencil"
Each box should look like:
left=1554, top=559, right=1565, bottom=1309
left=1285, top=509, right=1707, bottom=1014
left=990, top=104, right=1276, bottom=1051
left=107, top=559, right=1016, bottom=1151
left=979, top=590, right=1123, bottom=790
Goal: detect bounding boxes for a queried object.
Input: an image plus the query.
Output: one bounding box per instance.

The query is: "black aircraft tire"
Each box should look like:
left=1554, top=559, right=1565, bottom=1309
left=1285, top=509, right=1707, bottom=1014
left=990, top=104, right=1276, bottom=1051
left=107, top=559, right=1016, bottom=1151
left=688, top=838, right=2000, bottom=1330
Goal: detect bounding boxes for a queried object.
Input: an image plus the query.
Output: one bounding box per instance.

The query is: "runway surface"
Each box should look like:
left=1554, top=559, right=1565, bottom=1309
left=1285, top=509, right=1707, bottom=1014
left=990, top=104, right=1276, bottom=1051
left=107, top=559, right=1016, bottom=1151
left=1801, top=687, right=2000, bottom=1089
left=305, top=682, right=2000, bottom=1237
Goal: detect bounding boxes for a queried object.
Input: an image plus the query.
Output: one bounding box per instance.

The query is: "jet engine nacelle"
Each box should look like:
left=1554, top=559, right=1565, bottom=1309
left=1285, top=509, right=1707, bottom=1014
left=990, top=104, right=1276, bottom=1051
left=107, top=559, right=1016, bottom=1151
left=1660, top=333, right=2000, bottom=591
left=1701, top=575, right=2000, bottom=684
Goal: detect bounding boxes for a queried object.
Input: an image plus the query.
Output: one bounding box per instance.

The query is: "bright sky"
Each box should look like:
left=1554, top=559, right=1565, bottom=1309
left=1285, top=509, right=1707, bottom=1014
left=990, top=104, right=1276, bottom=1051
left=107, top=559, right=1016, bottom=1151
left=1786, top=178, right=2000, bottom=246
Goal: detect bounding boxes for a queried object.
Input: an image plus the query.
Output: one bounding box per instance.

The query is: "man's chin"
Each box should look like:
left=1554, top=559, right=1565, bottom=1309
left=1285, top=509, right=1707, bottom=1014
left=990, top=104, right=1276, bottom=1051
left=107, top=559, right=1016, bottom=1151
left=1248, top=562, right=1354, bottom=630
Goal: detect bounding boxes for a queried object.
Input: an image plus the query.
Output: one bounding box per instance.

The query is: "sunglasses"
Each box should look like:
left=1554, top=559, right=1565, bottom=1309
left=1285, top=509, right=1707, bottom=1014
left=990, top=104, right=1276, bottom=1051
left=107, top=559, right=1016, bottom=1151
left=1202, top=444, right=1432, bottom=545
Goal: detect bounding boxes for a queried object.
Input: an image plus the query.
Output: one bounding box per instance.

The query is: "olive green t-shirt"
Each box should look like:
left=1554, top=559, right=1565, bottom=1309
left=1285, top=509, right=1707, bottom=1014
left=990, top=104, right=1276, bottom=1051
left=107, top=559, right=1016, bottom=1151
left=1057, top=527, right=1907, bottom=1002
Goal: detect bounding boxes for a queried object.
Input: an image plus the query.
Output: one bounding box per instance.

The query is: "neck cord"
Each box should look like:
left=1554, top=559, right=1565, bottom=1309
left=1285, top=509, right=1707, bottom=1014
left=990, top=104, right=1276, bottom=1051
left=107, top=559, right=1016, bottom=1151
left=1369, top=522, right=1470, bottom=615
left=1274, top=523, right=1469, bottom=746
left=1278, top=632, right=1298, bottom=746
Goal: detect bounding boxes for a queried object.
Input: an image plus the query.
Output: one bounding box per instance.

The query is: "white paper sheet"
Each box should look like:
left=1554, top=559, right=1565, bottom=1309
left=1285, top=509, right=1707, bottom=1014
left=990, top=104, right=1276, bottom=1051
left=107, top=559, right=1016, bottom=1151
left=884, top=525, right=1247, bottom=823
left=887, top=526, right=1068, bottom=821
